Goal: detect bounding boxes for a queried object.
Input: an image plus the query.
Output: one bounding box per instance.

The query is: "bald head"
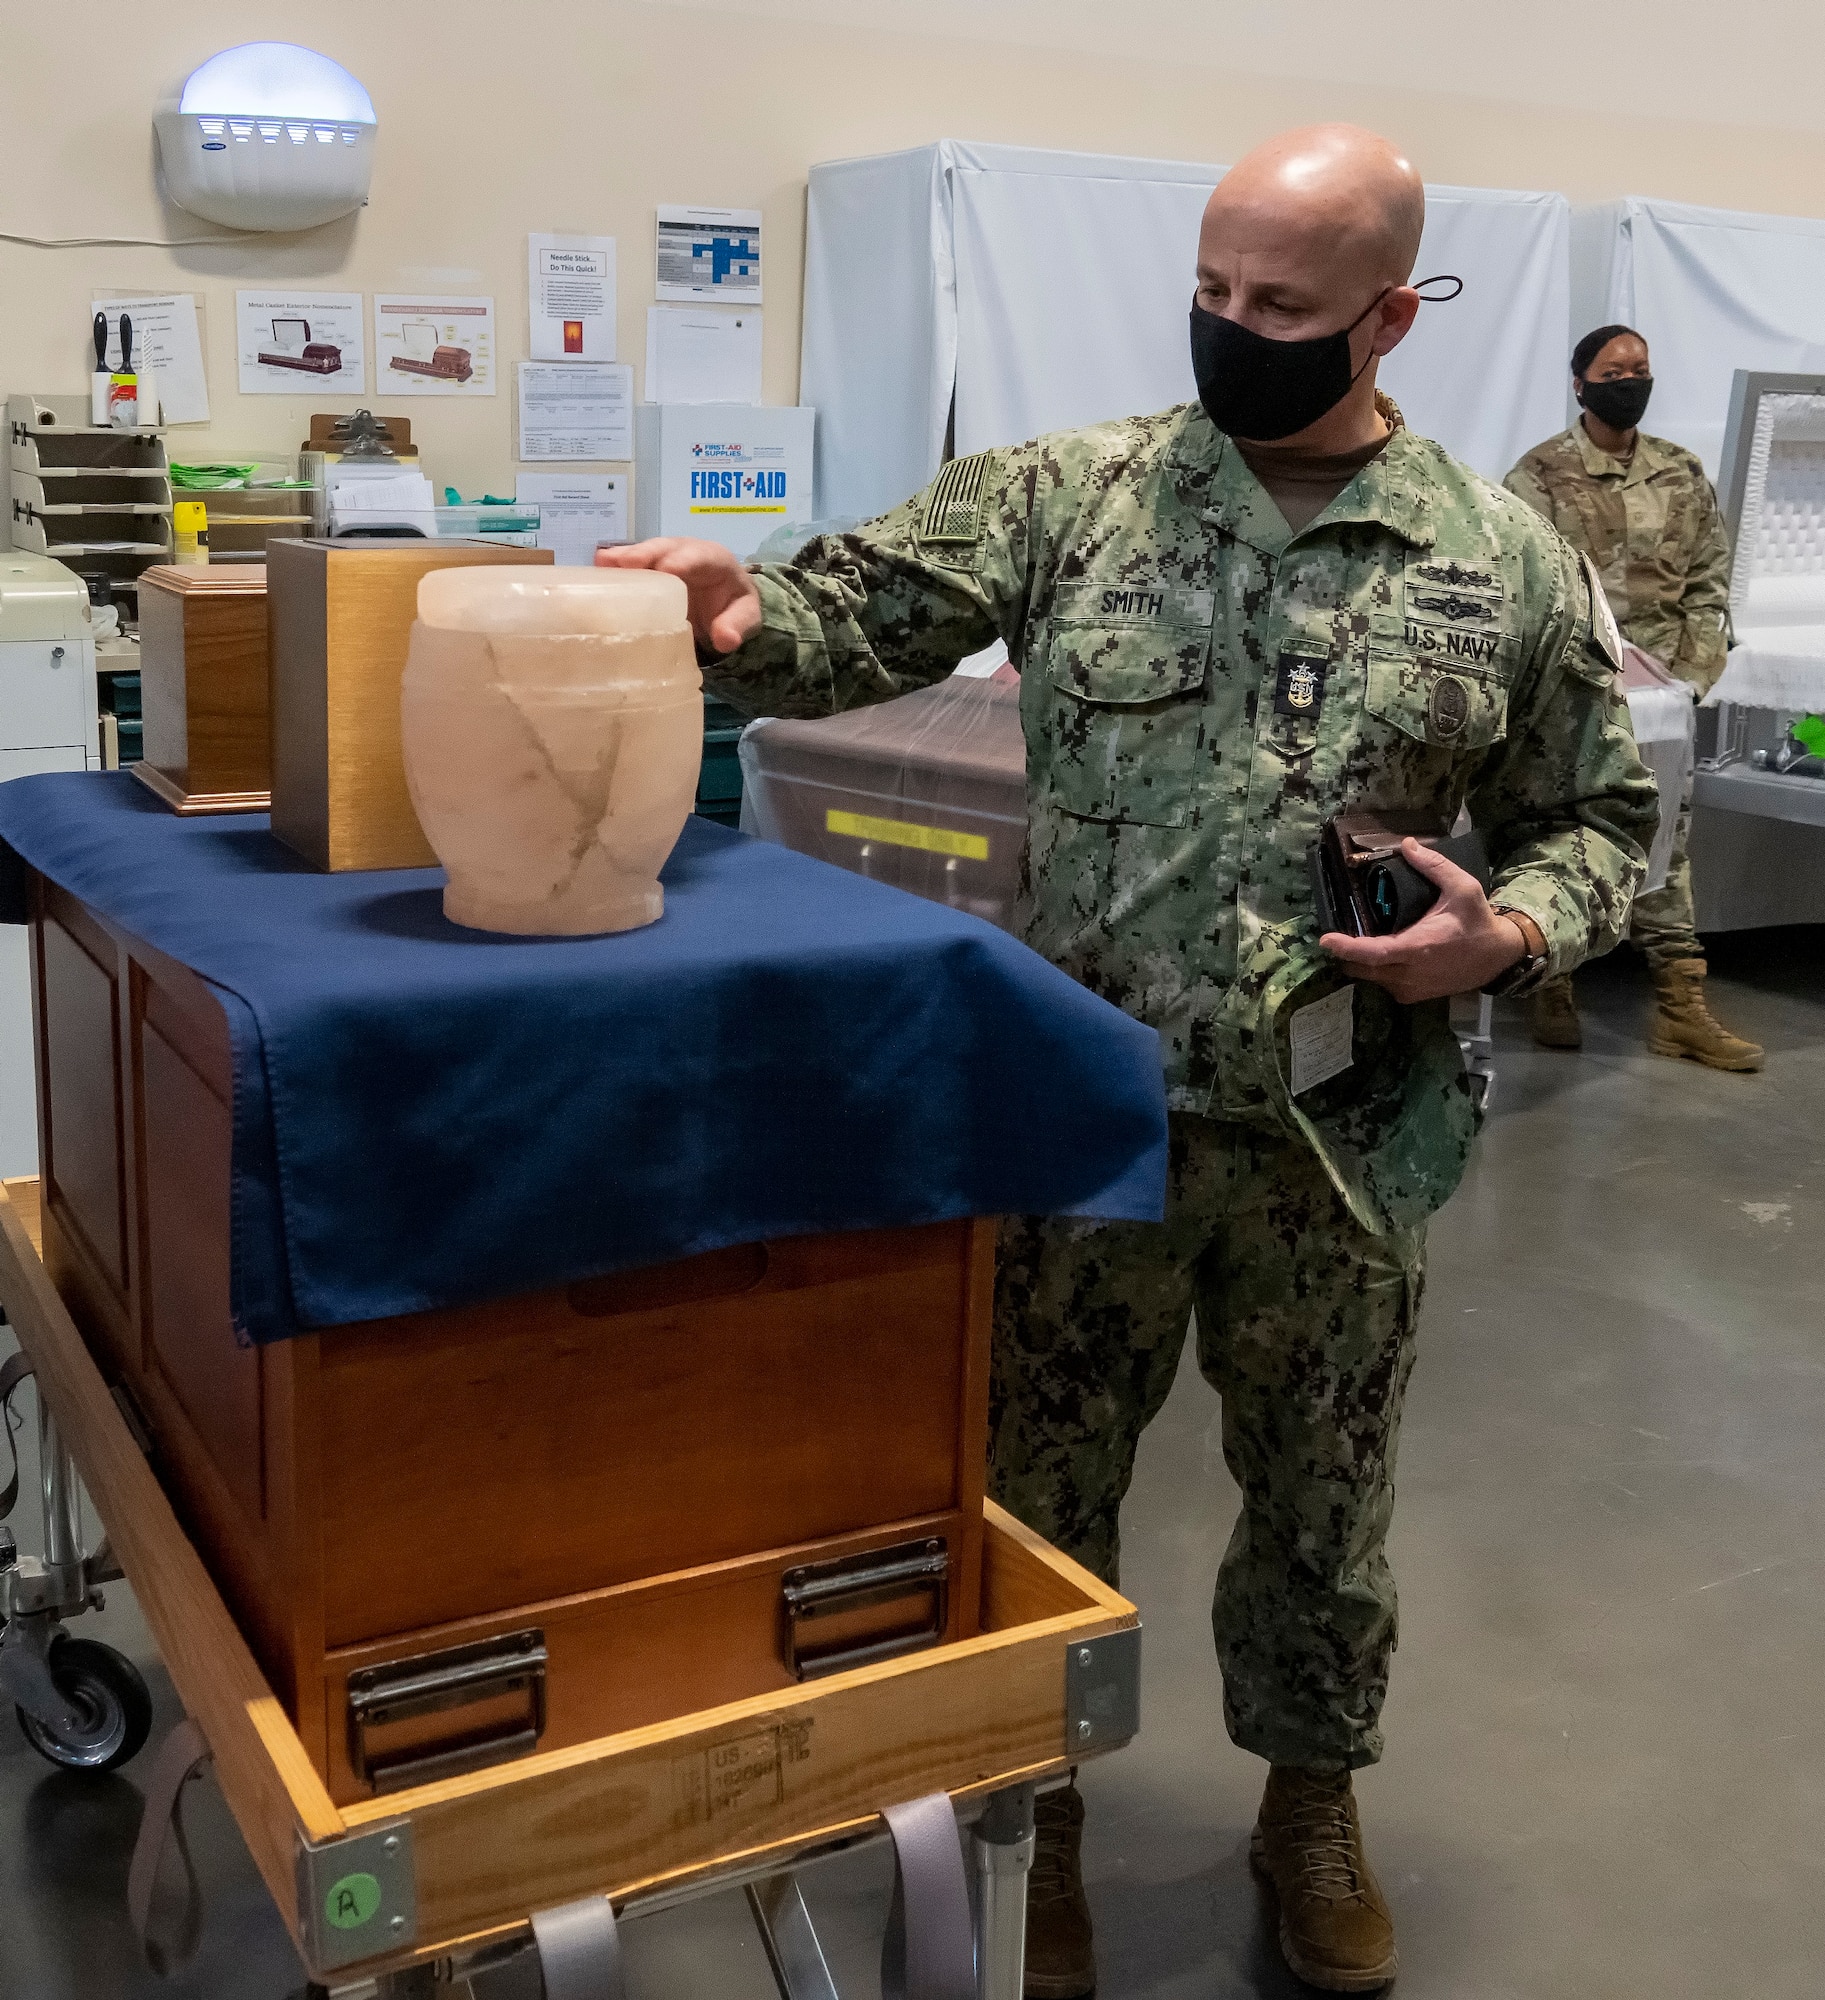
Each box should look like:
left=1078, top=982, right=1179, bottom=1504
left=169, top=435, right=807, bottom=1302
left=1209, top=126, right=1424, bottom=292
left=1192, top=124, right=1428, bottom=445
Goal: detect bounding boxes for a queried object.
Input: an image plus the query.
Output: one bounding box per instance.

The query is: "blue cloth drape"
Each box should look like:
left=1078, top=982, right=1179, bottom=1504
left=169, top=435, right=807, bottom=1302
left=0, top=775, right=1168, bottom=1343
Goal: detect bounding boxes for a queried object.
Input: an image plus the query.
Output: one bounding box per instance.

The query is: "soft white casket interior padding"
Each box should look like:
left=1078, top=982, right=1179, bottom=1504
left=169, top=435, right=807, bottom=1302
left=1712, top=389, right=1825, bottom=706
left=1705, top=632, right=1825, bottom=710
left=1742, top=443, right=1825, bottom=581
left=1732, top=395, right=1825, bottom=611
left=1738, top=574, right=1825, bottom=629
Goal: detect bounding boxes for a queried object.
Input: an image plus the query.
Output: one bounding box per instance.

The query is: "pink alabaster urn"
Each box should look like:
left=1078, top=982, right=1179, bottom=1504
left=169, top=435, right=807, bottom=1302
left=401, top=566, right=705, bottom=935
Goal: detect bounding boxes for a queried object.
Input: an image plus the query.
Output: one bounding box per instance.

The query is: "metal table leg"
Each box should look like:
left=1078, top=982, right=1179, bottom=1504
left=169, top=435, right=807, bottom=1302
left=371, top=1970, right=437, bottom=1997
left=39, top=1396, right=85, bottom=1576
left=971, top=1784, right=1035, bottom=2000
left=318, top=1788, right=1029, bottom=2000
left=747, top=1873, right=841, bottom=2000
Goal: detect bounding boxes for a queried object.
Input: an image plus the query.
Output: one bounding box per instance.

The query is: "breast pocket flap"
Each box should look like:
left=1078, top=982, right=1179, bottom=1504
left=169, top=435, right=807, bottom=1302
left=1043, top=629, right=1205, bottom=829
left=1048, top=644, right=1206, bottom=707
left=1365, top=652, right=1508, bottom=751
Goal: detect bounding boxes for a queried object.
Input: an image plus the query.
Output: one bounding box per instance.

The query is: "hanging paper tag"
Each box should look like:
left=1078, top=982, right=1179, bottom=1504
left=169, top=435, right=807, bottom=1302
left=1580, top=553, right=1623, bottom=671
left=1289, top=984, right=1354, bottom=1095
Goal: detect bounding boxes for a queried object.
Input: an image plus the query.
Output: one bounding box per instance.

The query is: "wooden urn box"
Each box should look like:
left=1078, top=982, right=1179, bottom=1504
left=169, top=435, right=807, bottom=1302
left=133, top=565, right=273, bottom=814
left=266, top=538, right=552, bottom=873
left=28, top=879, right=992, bottom=1805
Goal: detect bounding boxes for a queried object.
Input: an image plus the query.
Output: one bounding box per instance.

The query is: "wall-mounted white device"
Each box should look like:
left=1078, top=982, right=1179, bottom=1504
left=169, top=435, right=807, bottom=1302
left=154, top=42, right=376, bottom=232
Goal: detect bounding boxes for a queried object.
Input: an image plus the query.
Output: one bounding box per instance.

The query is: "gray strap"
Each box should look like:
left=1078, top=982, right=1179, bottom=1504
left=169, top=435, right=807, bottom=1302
left=530, top=1893, right=626, bottom=2000
left=127, top=1715, right=211, bottom=1977
left=0, top=1349, right=33, bottom=1520
left=882, top=1793, right=974, bottom=2000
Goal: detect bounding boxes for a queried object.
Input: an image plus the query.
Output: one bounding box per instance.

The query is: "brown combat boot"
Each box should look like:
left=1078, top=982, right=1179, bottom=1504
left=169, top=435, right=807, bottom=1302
left=1525, top=974, right=1582, bottom=1050
left=1647, top=957, right=1764, bottom=1072
left=1250, top=1766, right=1397, bottom=1993
left=1024, top=1779, right=1094, bottom=1998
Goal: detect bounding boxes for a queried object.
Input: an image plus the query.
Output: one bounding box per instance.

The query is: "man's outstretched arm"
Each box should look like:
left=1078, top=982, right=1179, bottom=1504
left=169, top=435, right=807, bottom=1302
left=600, top=447, right=1037, bottom=720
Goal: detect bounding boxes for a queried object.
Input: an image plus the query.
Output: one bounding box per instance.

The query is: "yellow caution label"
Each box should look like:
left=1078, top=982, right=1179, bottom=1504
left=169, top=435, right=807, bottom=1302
left=688, top=504, right=787, bottom=515
left=825, top=809, right=989, bottom=861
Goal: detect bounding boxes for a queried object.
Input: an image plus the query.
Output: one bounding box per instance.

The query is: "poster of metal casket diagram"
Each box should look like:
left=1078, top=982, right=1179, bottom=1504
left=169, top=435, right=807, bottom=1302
left=236, top=292, right=365, bottom=395
left=656, top=205, right=762, bottom=303
left=373, top=295, right=497, bottom=395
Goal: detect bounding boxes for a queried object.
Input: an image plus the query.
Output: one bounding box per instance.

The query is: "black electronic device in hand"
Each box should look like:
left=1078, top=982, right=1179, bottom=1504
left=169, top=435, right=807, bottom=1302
left=1312, top=811, right=1493, bottom=938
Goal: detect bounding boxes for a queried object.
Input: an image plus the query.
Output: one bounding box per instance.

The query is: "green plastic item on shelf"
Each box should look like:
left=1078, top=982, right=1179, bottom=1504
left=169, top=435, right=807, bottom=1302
left=169, top=464, right=256, bottom=489
left=171, top=465, right=315, bottom=490
left=1794, top=714, right=1825, bottom=757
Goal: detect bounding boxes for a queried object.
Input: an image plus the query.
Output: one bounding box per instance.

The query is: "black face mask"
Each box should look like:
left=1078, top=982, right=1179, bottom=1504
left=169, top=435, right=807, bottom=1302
left=1189, top=275, right=1464, bottom=442
left=1580, top=374, right=1653, bottom=432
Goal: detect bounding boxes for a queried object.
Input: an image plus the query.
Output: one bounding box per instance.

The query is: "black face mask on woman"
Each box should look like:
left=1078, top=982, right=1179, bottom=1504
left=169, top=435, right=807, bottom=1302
left=1189, top=275, right=1463, bottom=443
left=1579, top=374, right=1653, bottom=432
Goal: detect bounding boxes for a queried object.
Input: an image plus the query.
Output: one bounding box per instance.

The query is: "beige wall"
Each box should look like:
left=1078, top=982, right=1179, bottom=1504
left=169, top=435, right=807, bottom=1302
left=3, top=0, right=1822, bottom=497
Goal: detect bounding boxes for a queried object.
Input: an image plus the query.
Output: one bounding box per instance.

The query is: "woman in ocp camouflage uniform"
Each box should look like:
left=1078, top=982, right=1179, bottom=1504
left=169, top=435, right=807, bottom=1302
left=1504, top=324, right=1763, bottom=1071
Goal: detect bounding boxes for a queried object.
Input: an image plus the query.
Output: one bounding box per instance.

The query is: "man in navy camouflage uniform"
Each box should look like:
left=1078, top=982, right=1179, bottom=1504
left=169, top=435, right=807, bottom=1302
left=607, top=124, right=1656, bottom=1995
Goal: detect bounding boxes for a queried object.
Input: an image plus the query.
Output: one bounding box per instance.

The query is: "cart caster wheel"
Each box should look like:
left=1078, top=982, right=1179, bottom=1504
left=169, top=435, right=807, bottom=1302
left=16, top=1636, right=153, bottom=1773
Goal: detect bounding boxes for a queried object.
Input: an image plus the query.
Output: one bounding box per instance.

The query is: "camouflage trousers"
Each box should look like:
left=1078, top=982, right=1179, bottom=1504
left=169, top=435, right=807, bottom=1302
left=989, top=1113, right=1424, bottom=1771
left=1629, top=800, right=1702, bottom=969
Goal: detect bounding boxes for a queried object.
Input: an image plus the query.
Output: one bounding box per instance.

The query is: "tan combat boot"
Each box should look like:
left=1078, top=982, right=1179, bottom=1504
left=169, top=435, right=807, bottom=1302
left=1525, top=974, right=1582, bottom=1051
left=1250, top=1766, right=1397, bottom=1993
left=1025, top=1779, right=1095, bottom=1998
left=1647, top=957, right=1764, bottom=1072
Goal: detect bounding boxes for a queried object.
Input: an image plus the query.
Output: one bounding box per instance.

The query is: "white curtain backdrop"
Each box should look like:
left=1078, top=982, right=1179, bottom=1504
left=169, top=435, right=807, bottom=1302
left=1602, top=196, right=1825, bottom=477
left=802, top=140, right=1573, bottom=522
left=947, top=144, right=1217, bottom=457
left=799, top=143, right=958, bottom=528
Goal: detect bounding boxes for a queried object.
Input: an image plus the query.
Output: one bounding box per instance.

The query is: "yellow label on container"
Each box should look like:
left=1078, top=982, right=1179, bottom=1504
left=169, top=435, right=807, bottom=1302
left=825, top=809, right=989, bottom=862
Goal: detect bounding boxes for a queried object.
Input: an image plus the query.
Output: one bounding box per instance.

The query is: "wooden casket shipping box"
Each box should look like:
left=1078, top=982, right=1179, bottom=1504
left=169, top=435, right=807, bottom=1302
left=30, top=886, right=993, bottom=1806
left=265, top=537, right=552, bottom=873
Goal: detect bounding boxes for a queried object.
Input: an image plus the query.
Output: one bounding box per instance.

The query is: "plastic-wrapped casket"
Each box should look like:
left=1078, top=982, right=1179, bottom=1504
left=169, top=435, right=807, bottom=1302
left=738, top=672, right=1027, bottom=930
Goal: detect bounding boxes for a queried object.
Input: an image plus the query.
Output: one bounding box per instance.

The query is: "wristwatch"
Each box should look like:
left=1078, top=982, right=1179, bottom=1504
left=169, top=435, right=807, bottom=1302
left=1484, top=906, right=1551, bottom=998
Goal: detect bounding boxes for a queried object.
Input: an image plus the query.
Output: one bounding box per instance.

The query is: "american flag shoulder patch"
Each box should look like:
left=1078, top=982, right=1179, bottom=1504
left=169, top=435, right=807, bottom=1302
left=918, top=452, right=994, bottom=545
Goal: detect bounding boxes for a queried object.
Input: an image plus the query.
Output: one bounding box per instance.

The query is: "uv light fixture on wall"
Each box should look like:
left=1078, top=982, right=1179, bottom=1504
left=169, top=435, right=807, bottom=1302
left=155, top=43, right=376, bottom=232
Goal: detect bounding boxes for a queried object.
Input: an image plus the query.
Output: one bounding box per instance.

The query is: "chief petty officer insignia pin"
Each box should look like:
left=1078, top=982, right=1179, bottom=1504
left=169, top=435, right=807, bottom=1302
left=1274, top=649, right=1329, bottom=716
left=1429, top=674, right=1470, bottom=738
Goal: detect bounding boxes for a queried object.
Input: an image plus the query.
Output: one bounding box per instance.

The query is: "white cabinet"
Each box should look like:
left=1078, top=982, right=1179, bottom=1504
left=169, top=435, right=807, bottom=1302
left=0, top=642, right=93, bottom=750
left=0, top=744, right=87, bottom=781
left=0, top=553, right=102, bottom=770
left=0, top=551, right=100, bottom=1178
left=0, top=745, right=86, bottom=1178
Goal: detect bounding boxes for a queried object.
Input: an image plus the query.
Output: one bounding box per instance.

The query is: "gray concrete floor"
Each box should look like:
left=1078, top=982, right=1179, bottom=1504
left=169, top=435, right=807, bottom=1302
left=1, top=930, right=1820, bottom=1998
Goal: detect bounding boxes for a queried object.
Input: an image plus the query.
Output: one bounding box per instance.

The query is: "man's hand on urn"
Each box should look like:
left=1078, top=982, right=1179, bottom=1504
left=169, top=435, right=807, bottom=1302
left=597, top=537, right=763, bottom=654
left=1320, top=838, right=1538, bottom=1003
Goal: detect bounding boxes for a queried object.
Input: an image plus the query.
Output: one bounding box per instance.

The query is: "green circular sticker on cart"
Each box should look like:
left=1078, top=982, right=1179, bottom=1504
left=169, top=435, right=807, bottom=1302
left=325, top=1871, right=382, bottom=1930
